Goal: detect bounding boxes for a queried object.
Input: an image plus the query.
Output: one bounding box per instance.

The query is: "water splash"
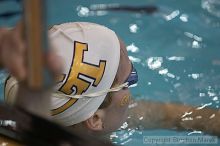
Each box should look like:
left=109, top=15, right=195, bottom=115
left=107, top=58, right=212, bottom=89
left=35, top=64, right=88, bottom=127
left=147, top=57, right=178, bottom=80
left=77, top=6, right=90, bottom=17
left=199, top=93, right=206, bottom=97
left=127, top=43, right=139, bottom=53
left=121, top=138, right=132, bottom=145
left=183, top=32, right=203, bottom=49
left=174, top=83, right=181, bottom=88
left=188, top=73, right=203, bottom=80
left=147, top=57, right=163, bottom=70
left=181, top=111, right=193, bottom=118
left=128, top=56, right=141, bottom=63
left=196, top=116, right=202, bottom=119
left=212, top=96, right=218, bottom=101
left=120, top=122, right=128, bottom=130
left=187, top=130, right=202, bottom=135
left=90, top=3, right=119, bottom=10
left=207, top=91, right=216, bottom=97
left=76, top=5, right=108, bottom=17
left=167, top=73, right=176, bottom=78
left=129, top=24, right=139, bottom=33
left=179, top=14, right=189, bottom=22
left=158, top=69, right=168, bottom=75
left=128, top=102, right=138, bottom=108
left=209, top=114, right=215, bottom=119
left=184, top=32, right=203, bottom=42
left=163, top=10, right=180, bottom=21
left=167, top=56, right=185, bottom=61
left=196, top=102, right=212, bottom=110
left=139, top=116, right=144, bottom=120
left=182, top=117, right=193, bottom=121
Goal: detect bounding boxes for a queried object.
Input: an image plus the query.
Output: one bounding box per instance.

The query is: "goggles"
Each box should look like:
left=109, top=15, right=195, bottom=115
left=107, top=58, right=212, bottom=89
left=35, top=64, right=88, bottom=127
left=53, top=63, right=138, bottom=99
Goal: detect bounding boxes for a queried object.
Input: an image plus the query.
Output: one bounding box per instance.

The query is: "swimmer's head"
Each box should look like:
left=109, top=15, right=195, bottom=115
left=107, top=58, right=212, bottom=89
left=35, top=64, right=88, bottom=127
left=76, top=39, right=134, bottom=134
left=4, top=22, right=138, bottom=134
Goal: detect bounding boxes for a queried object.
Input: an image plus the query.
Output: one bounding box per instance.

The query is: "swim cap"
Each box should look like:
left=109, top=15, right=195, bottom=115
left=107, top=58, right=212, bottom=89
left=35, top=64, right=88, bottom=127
left=4, top=22, right=120, bottom=126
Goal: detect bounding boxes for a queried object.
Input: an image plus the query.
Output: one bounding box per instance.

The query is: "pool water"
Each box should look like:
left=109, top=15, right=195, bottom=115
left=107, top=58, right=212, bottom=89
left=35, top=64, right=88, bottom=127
left=0, top=0, right=220, bottom=145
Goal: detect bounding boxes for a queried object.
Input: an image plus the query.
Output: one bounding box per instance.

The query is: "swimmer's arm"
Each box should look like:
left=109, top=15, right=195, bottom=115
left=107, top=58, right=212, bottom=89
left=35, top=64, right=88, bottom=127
left=126, top=100, right=220, bottom=137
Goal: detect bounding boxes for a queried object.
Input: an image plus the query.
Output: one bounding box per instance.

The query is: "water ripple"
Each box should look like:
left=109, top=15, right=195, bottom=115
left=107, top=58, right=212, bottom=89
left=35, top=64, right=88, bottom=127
left=202, top=0, right=220, bottom=18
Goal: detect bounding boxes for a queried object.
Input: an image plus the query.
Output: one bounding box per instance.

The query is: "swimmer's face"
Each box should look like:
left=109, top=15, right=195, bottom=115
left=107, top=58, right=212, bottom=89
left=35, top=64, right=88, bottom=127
left=82, top=38, right=132, bottom=134
left=101, top=39, right=132, bottom=132
left=102, top=86, right=131, bottom=132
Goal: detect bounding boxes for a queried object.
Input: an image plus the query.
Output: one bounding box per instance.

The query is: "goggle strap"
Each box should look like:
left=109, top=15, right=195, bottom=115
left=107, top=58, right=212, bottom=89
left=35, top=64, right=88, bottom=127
left=52, top=82, right=129, bottom=99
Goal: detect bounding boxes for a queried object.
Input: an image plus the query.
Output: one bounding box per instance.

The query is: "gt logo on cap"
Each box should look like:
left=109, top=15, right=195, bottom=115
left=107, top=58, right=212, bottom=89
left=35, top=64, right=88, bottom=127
left=52, top=41, right=106, bottom=115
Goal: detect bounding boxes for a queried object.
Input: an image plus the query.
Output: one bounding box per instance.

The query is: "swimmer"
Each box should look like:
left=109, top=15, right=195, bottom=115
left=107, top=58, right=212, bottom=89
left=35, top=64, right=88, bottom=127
left=1, top=22, right=220, bottom=138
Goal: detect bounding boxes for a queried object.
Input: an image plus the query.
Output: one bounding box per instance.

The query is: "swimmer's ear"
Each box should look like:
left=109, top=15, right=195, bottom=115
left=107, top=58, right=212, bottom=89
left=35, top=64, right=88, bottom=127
left=84, top=110, right=104, bottom=131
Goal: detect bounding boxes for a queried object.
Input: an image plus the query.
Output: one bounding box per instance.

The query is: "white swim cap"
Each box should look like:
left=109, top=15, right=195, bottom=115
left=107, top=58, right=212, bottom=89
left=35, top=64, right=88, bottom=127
left=4, top=22, right=120, bottom=126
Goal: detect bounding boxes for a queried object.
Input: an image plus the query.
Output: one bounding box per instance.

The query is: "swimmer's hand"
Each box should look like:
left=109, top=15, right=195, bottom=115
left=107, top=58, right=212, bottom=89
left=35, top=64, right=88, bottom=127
left=0, top=22, right=62, bottom=81
left=0, top=22, right=26, bottom=79
left=127, top=100, right=220, bottom=137
left=0, top=22, right=62, bottom=118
